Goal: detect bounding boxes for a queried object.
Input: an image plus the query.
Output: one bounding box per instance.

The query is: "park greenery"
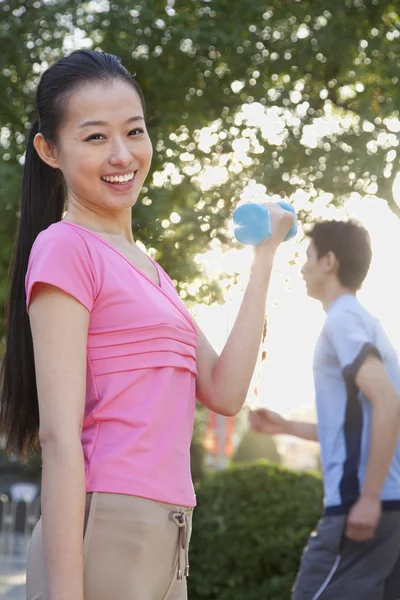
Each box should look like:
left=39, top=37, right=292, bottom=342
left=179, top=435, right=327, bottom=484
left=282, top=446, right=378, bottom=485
left=0, top=0, right=399, bottom=337
left=189, top=462, right=323, bottom=599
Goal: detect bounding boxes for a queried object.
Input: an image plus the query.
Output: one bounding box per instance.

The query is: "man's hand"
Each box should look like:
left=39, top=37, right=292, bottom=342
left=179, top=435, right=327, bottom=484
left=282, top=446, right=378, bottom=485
left=249, top=408, right=287, bottom=435
left=345, top=495, right=382, bottom=541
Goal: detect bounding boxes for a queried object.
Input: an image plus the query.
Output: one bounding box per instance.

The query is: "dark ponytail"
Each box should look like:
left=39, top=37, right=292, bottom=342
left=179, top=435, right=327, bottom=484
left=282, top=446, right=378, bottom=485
left=0, top=50, right=145, bottom=456
left=0, top=120, right=64, bottom=456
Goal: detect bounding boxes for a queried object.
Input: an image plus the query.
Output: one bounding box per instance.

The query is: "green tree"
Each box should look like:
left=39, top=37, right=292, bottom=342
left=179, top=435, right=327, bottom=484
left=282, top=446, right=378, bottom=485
left=232, top=429, right=281, bottom=464
left=1, top=1, right=400, bottom=337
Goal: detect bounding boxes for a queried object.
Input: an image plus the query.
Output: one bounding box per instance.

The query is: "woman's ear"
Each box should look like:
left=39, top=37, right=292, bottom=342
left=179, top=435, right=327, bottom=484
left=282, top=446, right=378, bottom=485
left=33, top=133, right=60, bottom=169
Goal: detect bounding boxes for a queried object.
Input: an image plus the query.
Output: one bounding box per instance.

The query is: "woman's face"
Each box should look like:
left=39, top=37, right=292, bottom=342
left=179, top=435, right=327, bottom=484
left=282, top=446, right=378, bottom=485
left=53, top=78, right=153, bottom=214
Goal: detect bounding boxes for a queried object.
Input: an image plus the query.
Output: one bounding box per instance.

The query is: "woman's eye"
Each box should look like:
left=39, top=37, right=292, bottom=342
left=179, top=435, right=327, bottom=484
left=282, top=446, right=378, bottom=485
left=84, top=129, right=144, bottom=142
left=129, top=128, right=144, bottom=136
left=85, top=133, right=105, bottom=142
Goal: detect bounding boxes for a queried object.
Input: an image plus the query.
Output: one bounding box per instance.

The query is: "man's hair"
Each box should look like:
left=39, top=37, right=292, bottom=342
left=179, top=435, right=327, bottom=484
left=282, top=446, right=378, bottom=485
left=306, top=219, right=372, bottom=291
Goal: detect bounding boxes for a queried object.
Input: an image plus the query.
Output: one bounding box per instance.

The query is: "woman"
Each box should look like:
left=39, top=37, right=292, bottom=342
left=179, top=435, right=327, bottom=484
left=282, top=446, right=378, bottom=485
left=0, top=49, right=292, bottom=600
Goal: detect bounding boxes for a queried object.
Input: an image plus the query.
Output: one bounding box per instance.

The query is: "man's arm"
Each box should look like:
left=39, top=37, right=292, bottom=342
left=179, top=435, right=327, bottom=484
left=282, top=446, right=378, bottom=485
left=357, top=354, right=400, bottom=498
left=346, top=354, right=400, bottom=541
left=249, top=408, right=319, bottom=442
left=286, top=420, right=319, bottom=442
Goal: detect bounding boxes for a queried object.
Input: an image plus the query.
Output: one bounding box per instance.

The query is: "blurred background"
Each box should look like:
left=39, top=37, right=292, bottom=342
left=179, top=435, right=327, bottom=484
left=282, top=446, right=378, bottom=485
left=0, top=1, right=399, bottom=598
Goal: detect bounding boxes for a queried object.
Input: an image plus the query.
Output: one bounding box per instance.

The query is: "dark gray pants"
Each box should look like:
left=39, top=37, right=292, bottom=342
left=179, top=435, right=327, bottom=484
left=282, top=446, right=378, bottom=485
left=292, top=512, right=400, bottom=600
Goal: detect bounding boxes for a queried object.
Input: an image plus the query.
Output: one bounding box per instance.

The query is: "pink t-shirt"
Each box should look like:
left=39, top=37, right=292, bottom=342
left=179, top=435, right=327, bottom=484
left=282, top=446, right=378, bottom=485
left=26, top=221, right=197, bottom=507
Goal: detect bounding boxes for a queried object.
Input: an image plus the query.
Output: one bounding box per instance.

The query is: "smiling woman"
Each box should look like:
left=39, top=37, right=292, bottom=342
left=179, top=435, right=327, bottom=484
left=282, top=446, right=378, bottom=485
left=33, top=78, right=152, bottom=217
left=0, top=49, right=294, bottom=600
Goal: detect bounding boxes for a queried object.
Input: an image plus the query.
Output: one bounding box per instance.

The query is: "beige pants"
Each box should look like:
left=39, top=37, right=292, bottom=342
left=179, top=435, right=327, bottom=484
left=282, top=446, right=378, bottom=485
left=26, top=492, right=193, bottom=600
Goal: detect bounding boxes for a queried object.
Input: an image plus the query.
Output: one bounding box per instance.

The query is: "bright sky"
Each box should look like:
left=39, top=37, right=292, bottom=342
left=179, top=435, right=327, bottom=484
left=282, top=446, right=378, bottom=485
left=193, top=189, right=400, bottom=418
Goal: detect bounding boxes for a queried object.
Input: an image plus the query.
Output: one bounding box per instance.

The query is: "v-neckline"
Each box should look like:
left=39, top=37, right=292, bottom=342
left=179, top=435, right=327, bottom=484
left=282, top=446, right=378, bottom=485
left=61, top=221, right=162, bottom=289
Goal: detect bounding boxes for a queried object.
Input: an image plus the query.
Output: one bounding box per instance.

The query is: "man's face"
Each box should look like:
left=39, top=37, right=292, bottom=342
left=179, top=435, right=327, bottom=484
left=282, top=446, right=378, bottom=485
left=301, top=240, right=330, bottom=300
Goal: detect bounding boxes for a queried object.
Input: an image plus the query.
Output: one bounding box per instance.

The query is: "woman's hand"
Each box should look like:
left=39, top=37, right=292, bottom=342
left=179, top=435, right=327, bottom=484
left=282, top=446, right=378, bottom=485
left=254, top=202, right=295, bottom=257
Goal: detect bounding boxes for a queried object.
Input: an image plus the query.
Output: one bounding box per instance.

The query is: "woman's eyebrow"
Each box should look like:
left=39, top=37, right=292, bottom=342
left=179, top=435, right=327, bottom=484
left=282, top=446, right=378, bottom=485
left=79, top=115, right=144, bottom=128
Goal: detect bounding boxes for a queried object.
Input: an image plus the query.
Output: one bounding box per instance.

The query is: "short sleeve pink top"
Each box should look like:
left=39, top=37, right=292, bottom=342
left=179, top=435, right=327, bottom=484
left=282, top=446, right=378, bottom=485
left=25, top=221, right=197, bottom=507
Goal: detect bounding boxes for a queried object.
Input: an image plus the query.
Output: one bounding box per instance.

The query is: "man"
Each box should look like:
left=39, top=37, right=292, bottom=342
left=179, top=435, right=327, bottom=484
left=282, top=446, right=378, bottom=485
left=250, top=219, right=400, bottom=600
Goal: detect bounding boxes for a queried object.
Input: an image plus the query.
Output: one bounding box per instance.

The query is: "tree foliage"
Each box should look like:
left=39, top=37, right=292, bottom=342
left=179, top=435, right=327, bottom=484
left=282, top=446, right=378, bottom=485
left=0, top=0, right=399, bottom=337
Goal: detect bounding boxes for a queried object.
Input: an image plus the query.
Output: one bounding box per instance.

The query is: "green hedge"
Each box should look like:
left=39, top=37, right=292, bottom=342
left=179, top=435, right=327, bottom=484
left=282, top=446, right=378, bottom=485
left=188, top=462, right=323, bottom=600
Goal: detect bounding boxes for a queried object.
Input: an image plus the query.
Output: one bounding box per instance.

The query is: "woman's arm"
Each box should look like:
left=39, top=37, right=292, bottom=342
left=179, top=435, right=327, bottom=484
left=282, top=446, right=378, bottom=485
left=195, top=203, right=294, bottom=416
left=29, top=284, right=89, bottom=600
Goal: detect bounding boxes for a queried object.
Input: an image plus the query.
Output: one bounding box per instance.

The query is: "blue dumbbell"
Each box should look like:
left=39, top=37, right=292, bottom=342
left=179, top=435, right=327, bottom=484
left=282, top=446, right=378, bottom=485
left=233, top=201, right=297, bottom=246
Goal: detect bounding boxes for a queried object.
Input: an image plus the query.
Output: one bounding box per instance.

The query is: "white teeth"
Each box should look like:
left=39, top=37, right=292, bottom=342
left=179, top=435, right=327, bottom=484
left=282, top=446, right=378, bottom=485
left=101, top=173, right=134, bottom=183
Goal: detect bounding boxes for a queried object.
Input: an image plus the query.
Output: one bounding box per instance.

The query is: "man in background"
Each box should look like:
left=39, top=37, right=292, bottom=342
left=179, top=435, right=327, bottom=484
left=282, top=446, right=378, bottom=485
left=251, top=220, right=400, bottom=600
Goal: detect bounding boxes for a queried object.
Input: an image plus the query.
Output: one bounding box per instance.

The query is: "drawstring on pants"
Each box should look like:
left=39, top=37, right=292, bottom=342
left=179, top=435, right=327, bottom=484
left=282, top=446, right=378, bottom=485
left=172, top=511, right=190, bottom=580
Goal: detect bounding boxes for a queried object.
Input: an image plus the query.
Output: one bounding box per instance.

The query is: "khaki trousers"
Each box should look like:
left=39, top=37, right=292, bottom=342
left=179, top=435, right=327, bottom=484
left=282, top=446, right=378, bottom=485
left=26, top=492, right=193, bottom=600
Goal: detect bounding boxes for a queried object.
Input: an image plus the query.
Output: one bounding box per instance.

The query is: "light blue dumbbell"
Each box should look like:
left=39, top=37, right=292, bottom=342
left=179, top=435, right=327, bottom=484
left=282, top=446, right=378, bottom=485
left=233, top=201, right=297, bottom=246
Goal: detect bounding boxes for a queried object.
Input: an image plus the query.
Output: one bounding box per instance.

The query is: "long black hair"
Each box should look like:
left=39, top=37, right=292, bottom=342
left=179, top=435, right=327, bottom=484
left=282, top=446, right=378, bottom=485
left=1, top=50, right=145, bottom=456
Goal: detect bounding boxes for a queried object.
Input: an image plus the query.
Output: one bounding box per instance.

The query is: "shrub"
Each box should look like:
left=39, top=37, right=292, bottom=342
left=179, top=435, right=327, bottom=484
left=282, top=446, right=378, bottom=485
left=232, top=431, right=281, bottom=465
left=189, top=461, right=323, bottom=600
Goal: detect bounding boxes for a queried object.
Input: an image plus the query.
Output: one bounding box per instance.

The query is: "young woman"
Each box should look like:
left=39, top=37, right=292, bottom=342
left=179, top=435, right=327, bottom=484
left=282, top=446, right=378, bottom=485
left=0, top=49, right=292, bottom=600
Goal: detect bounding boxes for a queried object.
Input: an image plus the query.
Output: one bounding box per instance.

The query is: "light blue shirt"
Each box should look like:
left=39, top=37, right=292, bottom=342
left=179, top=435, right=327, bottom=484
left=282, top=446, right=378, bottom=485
left=314, top=294, right=400, bottom=514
